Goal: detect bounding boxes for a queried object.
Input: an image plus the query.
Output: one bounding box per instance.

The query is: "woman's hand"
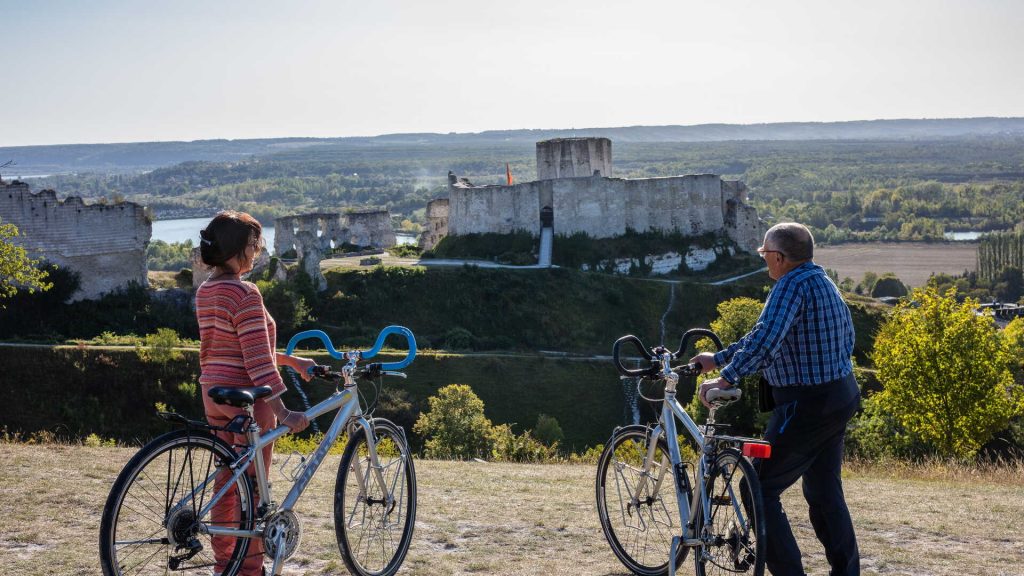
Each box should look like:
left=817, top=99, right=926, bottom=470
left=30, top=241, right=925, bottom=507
left=278, top=353, right=316, bottom=381
left=280, top=410, right=310, bottom=434
left=268, top=397, right=310, bottom=433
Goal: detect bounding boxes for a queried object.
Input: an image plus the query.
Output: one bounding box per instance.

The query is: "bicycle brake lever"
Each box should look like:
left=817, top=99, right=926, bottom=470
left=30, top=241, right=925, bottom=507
left=382, top=371, right=407, bottom=379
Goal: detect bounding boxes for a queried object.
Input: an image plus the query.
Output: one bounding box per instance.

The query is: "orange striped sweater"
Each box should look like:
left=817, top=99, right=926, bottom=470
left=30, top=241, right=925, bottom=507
left=195, top=278, right=286, bottom=398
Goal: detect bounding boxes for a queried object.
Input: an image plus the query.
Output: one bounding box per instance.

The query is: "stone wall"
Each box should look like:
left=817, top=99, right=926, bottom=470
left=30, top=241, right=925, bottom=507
left=419, top=198, right=449, bottom=250
left=274, top=210, right=396, bottom=255
left=445, top=173, right=765, bottom=252
left=0, top=180, right=150, bottom=300
left=536, top=137, right=612, bottom=180
left=273, top=209, right=396, bottom=291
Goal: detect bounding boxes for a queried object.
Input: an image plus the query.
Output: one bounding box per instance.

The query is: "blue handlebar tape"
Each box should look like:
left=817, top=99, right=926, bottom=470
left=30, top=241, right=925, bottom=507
left=285, top=325, right=417, bottom=370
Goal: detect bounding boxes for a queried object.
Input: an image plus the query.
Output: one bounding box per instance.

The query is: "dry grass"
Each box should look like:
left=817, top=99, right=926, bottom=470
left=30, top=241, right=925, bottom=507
left=1, top=443, right=1022, bottom=575
left=815, top=243, right=978, bottom=287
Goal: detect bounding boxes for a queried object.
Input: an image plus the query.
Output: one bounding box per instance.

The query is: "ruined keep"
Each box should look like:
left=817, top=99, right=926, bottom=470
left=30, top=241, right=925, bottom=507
left=439, top=137, right=765, bottom=254
left=419, top=198, right=449, bottom=250
left=536, top=137, right=613, bottom=179
left=274, top=209, right=396, bottom=290
left=0, top=179, right=150, bottom=300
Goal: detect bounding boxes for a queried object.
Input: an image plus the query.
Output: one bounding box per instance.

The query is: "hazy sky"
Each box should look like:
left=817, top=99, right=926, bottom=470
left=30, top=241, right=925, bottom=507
left=3, top=0, right=1022, bottom=146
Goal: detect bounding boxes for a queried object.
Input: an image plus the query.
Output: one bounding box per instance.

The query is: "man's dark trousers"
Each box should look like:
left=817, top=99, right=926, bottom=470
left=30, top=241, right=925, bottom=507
left=754, top=373, right=861, bottom=576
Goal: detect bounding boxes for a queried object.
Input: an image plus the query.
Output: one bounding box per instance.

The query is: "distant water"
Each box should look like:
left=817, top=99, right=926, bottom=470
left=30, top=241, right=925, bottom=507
left=943, top=231, right=983, bottom=241
left=151, top=217, right=418, bottom=253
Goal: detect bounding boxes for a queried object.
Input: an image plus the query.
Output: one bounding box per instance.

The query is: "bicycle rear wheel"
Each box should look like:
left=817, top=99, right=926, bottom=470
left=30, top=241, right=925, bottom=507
left=595, top=425, right=689, bottom=576
left=694, top=448, right=765, bottom=576
left=334, top=418, right=416, bottom=576
left=98, top=429, right=255, bottom=576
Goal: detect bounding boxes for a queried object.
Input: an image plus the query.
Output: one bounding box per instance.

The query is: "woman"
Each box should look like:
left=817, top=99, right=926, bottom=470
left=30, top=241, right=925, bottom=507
left=196, top=210, right=313, bottom=575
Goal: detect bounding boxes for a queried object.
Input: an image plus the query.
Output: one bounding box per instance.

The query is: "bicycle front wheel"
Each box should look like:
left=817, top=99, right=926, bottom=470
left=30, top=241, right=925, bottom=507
left=334, top=418, right=417, bottom=576
left=596, top=425, right=689, bottom=576
left=99, top=429, right=256, bottom=576
left=694, top=448, right=765, bottom=576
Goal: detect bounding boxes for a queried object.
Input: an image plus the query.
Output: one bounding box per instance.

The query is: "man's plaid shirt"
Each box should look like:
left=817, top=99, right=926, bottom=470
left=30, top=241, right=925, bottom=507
left=713, top=262, right=855, bottom=387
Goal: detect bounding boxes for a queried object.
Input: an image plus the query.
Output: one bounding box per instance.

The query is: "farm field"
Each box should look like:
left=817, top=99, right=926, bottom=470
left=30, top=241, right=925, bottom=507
left=815, top=242, right=978, bottom=287
left=1, top=443, right=1022, bottom=575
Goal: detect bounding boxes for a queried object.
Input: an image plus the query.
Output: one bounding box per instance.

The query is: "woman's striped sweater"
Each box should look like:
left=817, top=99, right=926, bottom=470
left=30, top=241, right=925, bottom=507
left=195, top=279, right=286, bottom=398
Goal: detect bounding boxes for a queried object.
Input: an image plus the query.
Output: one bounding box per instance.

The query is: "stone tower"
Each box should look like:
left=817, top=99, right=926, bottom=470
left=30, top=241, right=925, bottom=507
left=535, top=137, right=612, bottom=180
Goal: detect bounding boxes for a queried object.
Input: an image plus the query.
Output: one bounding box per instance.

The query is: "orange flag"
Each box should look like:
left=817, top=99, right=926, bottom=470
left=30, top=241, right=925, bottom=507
left=506, top=162, right=513, bottom=185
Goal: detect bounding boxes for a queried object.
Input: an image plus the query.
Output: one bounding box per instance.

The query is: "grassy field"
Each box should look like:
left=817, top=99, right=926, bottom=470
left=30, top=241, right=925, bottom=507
left=1, top=443, right=1022, bottom=575
left=815, top=242, right=978, bottom=287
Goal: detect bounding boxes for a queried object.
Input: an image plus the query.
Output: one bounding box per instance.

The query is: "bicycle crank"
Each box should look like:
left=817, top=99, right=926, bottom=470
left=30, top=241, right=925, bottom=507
left=264, top=509, right=302, bottom=563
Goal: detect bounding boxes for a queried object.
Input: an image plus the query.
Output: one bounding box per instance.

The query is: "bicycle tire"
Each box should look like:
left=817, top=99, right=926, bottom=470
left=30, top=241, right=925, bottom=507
left=693, top=448, right=765, bottom=576
left=334, top=418, right=417, bottom=576
left=596, top=425, right=690, bottom=576
left=99, top=428, right=256, bottom=576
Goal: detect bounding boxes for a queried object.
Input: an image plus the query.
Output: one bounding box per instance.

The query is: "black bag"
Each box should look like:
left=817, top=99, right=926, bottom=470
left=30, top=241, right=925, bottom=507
left=758, top=376, right=776, bottom=412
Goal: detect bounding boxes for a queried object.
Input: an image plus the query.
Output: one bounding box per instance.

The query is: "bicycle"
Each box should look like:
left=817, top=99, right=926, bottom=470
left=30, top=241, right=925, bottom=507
left=596, top=329, right=772, bottom=576
left=99, top=325, right=418, bottom=576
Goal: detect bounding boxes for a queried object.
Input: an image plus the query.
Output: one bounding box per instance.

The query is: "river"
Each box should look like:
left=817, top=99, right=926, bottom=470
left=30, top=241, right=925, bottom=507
left=151, top=217, right=416, bottom=254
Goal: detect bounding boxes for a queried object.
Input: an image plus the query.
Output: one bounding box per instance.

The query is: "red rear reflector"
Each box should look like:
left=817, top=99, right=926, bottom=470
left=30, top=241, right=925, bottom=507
left=743, top=442, right=771, bottom=459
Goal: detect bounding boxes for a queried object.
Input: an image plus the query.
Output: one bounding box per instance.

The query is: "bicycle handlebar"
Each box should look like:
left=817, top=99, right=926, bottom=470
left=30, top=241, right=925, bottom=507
left=284, top=325, right=418, bottom=371
left=611, top=328, right=725, bottom=378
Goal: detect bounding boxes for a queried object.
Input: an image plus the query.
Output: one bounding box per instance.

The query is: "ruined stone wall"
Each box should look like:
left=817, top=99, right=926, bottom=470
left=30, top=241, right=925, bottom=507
left=344, top=210, right=396, bottom=248
left=0, top=181, right=150, bottom=300
left=447, top=183, right=540, bottom=235
left=536, top=137, right=613, bottom=180
left=274, top=210, right=395, bottom=255
left=419, top=198, right=449, bottom=250
left=445, top=173, right=758, bottom=247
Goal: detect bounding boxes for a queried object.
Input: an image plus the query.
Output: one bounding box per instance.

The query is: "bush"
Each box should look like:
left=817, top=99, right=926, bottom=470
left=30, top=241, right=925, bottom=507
left=443, top=327, right=476, bottom=351
left=137, top=328, right=182, bottom=364
left=488, top=424, right=559, bottom=462
left=387, top=244, right=422, bottom=258
left=412, top=384, right=493, bottom=460
left=871, top=273, right=908, bottom=298
left=533, top=413, right=564, bottom=446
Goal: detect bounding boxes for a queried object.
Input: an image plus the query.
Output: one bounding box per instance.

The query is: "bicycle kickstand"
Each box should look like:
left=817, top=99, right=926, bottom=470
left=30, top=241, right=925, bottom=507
left=669, top=536, right=681, bottom=576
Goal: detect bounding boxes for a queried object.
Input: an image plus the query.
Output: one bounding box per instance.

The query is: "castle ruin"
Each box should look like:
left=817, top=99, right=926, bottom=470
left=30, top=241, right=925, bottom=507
left=274, top=209, right=396, bottom=290
left=434, top=137, right=765, bottom=254
left=0, top=179, right=150, bottom=300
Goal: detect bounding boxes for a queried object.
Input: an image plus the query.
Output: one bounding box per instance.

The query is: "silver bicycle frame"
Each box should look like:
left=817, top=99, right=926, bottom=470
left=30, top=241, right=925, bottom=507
left=181, top=381, right=392, bottom=540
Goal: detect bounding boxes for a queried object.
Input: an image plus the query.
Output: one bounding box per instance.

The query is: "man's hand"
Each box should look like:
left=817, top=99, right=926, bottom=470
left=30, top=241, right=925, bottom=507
left=689, top=352, right=717, bottom=374
left=698, top=377, right=734, bottom=409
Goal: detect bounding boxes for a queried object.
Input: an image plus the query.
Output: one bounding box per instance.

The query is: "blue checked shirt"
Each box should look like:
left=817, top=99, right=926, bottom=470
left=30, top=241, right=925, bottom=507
left=713, top=262, right=855, bottom=388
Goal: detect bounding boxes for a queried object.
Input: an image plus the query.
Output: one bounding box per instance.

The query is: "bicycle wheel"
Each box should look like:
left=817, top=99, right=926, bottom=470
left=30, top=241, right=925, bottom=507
left=694, top=448, right=765, bottom=576
left=334, top=418, right=417, bottom=576
left=596, top=425, right=690, bottom=576
left=99, top=429, right=256, bottom=576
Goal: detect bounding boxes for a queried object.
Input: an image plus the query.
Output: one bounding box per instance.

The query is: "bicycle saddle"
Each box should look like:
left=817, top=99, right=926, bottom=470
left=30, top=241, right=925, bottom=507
left=207, top=385, right=274, bottom=407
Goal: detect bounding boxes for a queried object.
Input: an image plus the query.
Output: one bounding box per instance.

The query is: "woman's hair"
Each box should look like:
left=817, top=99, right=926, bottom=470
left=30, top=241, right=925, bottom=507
left=199, top=210, right=262, bottom=268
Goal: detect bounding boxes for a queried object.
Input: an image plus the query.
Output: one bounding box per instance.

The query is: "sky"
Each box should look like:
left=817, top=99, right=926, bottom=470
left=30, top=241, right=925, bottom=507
left=2, top=0, right=1023, bottom=146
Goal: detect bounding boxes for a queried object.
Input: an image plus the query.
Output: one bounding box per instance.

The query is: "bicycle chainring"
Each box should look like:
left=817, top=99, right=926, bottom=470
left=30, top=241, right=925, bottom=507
left=263, top=509, right=302, bottom=561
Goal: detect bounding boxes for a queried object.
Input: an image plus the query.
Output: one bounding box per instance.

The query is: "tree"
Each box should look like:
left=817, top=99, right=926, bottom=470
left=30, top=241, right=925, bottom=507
left=0, top=219, right=52, bottom=301
left=533, top=413, right=564, bottom=447
left=687, top=297, right=768, bottom=436
left=412, top=384, right=494, bottom=460
left=870, top=273, right=908, bottom=298
left=871, top=288, right=1023, bottom=458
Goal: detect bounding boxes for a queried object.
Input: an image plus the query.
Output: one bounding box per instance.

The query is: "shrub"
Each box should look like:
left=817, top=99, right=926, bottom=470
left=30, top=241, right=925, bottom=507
left=533, top=413, right=564, bottom=446
left=443, top=327, right=476, bottom=351
left=387, top=244, right=422, bottom=258
left=488, top=424, right=559, bottom=463
left=412, top=384, right=493, bottom=460
left=137, top=328, right=182, bottom=364
left=871, top=273, right=908, bottom=298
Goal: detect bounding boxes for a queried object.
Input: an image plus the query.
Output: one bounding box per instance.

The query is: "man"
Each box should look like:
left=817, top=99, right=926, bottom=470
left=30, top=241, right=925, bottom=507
left=692, top=222, right=860, bottom=576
